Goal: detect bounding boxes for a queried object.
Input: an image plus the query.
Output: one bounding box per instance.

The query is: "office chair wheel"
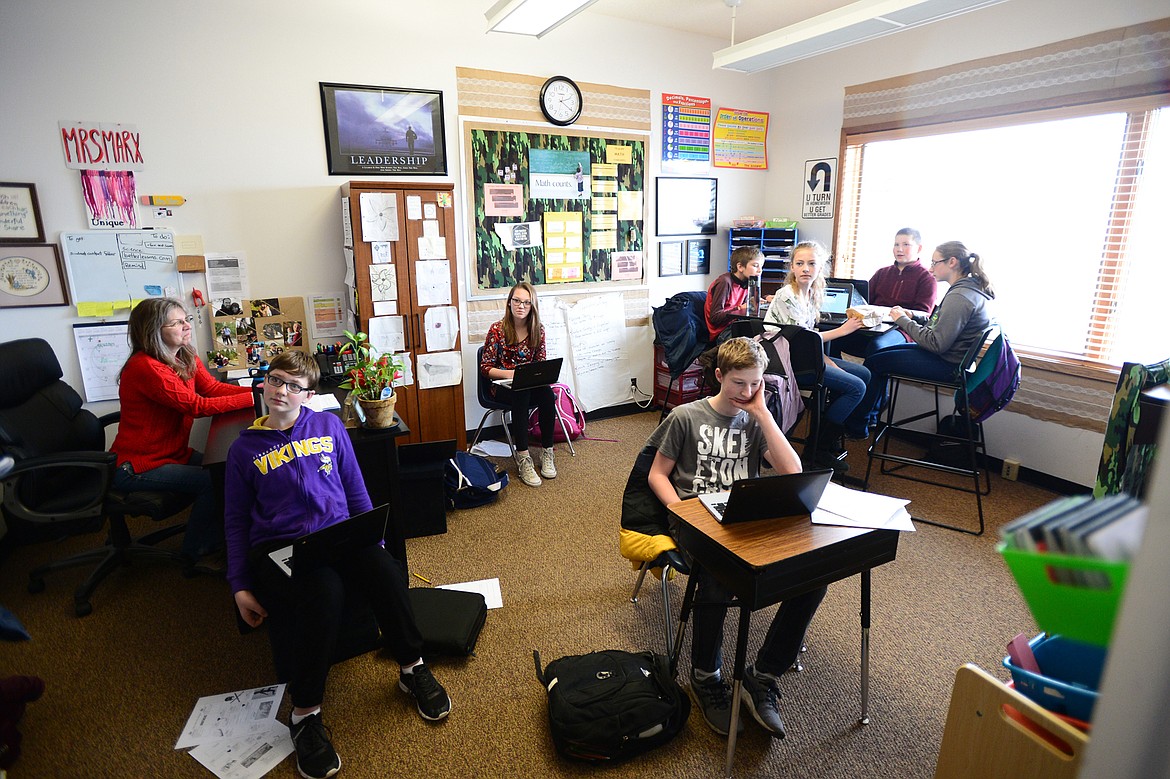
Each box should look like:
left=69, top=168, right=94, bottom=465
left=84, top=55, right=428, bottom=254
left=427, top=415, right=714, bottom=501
left=73, top=599, right=93, bottom=618
left=27, top=577, right=45, bottom=594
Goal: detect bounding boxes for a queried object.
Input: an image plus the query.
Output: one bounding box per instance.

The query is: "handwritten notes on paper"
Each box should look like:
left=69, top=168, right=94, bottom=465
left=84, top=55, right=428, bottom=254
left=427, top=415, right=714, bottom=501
left=73, top=322, right=131, bottom=402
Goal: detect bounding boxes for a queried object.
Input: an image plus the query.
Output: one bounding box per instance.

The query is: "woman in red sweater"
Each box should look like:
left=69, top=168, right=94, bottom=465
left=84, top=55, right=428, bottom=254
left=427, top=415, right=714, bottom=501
left=110, top=297, right=254, bottom=560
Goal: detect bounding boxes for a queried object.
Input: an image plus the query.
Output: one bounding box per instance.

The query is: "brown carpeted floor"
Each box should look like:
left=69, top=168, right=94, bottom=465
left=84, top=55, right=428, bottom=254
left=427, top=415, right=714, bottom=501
left=0, top=411, right=1057, bottom=778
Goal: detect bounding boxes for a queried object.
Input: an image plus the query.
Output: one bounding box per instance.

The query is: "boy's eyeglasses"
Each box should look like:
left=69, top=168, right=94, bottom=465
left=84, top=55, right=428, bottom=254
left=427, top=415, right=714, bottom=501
left=265, top=375, right=310, bottom=394
left=163, top=316, right=195, bottom=328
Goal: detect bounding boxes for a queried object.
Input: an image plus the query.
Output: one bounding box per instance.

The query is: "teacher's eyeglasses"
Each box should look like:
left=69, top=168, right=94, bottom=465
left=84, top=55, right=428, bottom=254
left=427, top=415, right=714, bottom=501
left=265, top=375, right=310, bottom=394
left=163, top=316, right=195, bottom=328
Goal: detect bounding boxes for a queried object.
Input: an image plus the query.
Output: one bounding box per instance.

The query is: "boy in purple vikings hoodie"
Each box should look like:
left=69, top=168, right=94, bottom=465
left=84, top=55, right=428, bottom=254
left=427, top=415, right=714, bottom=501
left=224, top=351, right=450, bottom=779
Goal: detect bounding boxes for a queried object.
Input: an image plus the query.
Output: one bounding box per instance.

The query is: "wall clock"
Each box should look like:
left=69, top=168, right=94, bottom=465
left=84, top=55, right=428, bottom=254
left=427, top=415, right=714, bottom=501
left=539, top=76, right=583, bottom=127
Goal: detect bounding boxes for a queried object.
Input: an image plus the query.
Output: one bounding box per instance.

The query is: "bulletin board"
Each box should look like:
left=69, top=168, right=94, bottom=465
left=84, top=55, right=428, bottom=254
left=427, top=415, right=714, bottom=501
left=206, top=295, right=309, bottom=372
left=465, top=123, right=645, bottom=294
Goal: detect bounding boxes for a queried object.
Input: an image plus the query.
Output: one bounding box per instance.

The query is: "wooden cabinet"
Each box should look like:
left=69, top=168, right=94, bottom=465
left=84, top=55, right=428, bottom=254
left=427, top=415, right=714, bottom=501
left=342, top=181, right=466, bottom=448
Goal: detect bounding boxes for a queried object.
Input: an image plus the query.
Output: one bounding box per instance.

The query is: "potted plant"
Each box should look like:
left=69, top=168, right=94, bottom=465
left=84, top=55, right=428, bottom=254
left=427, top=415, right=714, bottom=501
left=338, top=329, right=405, bottom=429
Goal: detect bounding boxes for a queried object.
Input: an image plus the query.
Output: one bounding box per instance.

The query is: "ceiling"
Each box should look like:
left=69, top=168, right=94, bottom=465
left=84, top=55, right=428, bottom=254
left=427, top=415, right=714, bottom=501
left=587, top=0, right=858, bottom=44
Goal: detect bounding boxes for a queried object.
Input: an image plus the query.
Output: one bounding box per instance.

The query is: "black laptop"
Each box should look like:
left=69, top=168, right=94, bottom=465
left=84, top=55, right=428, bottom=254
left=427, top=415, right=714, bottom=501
left=819, top=283, right=855, bottom=324
left=698, top=470, right=834, bottom=524
left=493, top=357, right=563, bottom=391
left=268, top=504, right=390, bottom=577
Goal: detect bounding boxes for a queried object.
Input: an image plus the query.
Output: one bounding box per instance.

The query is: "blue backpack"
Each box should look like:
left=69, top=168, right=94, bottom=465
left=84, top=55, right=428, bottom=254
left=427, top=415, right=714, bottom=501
left=444, top=451, right=509, bottom=509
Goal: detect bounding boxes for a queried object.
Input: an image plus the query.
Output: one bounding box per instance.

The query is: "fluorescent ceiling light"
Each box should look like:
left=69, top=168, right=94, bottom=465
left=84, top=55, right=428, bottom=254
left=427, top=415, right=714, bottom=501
left=713, top=0, right=1011, bottom=73
left=485, top=0, right=599, bottom=38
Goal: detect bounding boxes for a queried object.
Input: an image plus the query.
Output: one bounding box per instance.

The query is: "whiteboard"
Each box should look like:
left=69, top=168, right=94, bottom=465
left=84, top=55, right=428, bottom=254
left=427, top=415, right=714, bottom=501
left=61, top=230, right=181, bottom=312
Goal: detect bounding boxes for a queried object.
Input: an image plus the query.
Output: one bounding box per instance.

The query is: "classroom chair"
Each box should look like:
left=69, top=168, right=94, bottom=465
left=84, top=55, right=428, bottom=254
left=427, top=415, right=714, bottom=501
left=863, top=327, right=998, bottom=535
left=0, top=338, right=195, bottom=617
left=619, top=444, right=690, bottom=654
left=468, top=347, right=576, bottom=457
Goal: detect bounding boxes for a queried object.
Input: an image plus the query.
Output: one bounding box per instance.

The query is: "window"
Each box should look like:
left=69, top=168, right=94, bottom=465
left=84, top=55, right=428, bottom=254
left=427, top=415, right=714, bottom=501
left=835, top=99, right=1169, bottom=370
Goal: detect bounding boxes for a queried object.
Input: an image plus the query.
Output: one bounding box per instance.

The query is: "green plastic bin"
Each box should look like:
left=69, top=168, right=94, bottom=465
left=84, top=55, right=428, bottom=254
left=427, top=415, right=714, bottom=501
left=998, top=543, right=1130, bottom=646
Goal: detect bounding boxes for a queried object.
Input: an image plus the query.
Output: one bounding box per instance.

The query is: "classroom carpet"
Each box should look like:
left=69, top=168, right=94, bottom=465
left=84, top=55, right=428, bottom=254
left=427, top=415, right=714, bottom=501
left=0, top=410, right=1055, bottom=778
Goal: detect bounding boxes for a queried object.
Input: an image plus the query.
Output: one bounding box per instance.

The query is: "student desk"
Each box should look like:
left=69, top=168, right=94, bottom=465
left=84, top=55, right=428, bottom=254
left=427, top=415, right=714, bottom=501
left=667, top=498, right=900, bottom=777
left=203, top=405, right=412, bottom=563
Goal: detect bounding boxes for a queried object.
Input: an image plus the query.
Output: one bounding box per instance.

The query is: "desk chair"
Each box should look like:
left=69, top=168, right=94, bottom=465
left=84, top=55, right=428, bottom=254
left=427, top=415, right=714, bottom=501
left=469, top=347, right=575, bottom=457
left=863, top=327, right=997, bottom=535
left=619, top=445, right=690, bottom=653
left=0, top=338, right=195, bottom=617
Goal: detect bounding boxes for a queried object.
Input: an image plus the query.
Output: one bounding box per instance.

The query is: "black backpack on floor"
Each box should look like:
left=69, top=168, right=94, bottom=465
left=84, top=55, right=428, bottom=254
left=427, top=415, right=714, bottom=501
left=533, top=649, right=690, bottom=763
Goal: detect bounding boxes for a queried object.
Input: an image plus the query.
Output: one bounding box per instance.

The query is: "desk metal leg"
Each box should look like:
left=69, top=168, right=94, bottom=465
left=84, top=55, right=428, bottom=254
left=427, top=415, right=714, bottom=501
left=669, top=567, right=700, bottom=677
left=724, top=605, right=752, bottom=778
left=859, top=568, right=871, bottom=725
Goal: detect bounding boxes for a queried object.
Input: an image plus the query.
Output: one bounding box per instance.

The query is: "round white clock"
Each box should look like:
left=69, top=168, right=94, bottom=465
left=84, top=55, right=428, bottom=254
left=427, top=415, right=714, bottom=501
left=539, top=76, right=583, bottom=127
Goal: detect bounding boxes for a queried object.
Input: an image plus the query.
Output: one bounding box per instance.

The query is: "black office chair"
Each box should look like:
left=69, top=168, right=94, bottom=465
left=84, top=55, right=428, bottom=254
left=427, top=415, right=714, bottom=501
left=469, top=346, right=575, bottom=457
left=0, top=338, right=195, bottom=616
left=863, top=327, right=998, bottom=535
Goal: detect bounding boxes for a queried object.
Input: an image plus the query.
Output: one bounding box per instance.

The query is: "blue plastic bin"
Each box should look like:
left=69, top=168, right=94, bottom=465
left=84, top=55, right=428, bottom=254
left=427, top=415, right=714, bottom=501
left=1002, top=633, right=1107, bottom=722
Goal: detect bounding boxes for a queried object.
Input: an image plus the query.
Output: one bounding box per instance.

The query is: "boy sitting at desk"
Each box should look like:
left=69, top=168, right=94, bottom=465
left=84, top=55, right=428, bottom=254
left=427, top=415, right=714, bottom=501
left=224, top=351, right=450, bottom=779
left=645, top=337, right=825, bottom=739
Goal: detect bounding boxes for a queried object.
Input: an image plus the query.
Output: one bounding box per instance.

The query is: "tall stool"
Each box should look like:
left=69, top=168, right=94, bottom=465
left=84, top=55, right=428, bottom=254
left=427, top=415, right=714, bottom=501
left=863, top=328, right=996, bottom=535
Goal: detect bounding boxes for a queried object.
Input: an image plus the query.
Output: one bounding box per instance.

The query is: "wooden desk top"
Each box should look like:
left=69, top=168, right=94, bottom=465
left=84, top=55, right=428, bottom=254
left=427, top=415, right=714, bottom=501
left=669, top=498, right=875, bottom=569
left=669, top=498, right=899, bottom=609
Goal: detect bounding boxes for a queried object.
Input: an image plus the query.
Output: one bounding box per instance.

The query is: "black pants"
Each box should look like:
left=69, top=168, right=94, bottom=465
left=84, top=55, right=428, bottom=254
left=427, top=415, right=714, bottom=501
left=251, top=543, right=424, bottom=709
left=493, top=384, right=556, bottom=451
left=691, top=567, right=826, bottom=678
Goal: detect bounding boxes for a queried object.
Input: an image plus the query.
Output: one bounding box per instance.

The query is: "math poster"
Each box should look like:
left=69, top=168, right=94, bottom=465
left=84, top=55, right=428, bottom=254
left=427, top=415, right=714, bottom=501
left=712, top=107, right=769, bottom=170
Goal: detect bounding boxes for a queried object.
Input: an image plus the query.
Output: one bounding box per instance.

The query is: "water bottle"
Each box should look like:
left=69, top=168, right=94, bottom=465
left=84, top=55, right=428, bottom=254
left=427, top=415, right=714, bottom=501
left=747, top=277, right=761, bottom=317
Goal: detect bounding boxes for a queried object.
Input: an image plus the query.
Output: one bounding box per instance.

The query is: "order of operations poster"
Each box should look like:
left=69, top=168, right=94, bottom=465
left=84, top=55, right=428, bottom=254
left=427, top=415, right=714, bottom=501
left=712, top=107, right=769, bottom=170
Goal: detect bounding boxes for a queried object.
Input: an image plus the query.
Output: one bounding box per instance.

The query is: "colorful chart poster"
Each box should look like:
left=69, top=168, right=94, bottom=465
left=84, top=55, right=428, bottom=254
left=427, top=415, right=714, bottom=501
left=662, top=94, right=711, bottom=173
left=712, top=107, right=769, bottom=170
left=542, top=211, right=584, bottom=283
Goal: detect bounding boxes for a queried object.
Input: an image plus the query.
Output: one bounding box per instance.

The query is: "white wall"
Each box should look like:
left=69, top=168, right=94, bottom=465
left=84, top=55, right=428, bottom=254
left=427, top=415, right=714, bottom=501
left=1, top=0, right=1160, bottom=485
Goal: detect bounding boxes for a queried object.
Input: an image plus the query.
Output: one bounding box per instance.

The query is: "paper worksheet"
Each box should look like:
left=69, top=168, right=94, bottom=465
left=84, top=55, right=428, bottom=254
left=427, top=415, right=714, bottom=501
left=368, top=315, right=405, bottom=354
left=438, top=577, right=503, bottom=609
left=188, top=725, right=294, bottom=779
left=811, top=482, right=915, bottom=531
left=175, top=683, right=286, bottom=750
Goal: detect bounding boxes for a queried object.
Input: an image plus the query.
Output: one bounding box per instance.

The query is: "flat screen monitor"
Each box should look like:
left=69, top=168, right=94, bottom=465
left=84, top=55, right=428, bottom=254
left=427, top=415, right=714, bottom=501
left=656, top=177, right=717, bottom=236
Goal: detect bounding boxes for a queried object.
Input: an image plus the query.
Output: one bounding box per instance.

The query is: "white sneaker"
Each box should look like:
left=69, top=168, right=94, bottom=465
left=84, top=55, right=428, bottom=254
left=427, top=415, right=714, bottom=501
left=516, top=453, right=542, bottom=487
left=539, top=449, right=557, bottom=479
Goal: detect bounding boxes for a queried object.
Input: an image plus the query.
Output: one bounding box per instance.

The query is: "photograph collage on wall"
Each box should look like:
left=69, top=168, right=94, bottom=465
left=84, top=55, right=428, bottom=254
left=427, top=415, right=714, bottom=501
left=206, top=295, right=308, bottom=371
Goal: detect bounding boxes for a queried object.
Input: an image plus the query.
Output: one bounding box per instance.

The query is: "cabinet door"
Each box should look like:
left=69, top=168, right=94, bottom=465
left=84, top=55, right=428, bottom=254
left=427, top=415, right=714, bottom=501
left=398, top=188, right=465, bottom=446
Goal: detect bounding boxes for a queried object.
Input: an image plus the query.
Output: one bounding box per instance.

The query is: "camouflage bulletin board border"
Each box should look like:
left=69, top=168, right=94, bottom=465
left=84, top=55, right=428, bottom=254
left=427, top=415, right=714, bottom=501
left=464, top=122, right=646, bottom=294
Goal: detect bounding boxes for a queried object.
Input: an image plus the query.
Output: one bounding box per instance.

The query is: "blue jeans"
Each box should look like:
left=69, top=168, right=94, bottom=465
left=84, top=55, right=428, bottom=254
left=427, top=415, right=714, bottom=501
left=846, top=343, right=960, bottom=433
left=112, top=452, right=218, bottom=559
left=821, top=357, right=870, bottom=428
left=829, top=328, right=907, bottom=359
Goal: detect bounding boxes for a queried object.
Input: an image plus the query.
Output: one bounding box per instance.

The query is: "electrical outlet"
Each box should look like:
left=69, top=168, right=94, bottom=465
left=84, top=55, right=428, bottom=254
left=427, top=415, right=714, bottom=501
left=1002, top=458, right=1020, bottom=481
left=629, top=377, right=639, bottom=396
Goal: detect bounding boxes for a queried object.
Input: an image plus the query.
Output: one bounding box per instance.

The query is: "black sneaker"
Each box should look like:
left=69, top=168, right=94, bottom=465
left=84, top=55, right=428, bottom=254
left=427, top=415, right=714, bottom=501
left=690, top=671, right=744, bottom=736
left=741, top=665, right=786, bottom=738
left=289, top=712, right=341, bottom=779
left=398, top=664, right=452, bottom=721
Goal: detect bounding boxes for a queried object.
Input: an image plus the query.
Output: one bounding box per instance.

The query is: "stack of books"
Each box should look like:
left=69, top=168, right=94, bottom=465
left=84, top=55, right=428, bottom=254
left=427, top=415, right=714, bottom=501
left=999, top=493, right=1147, bottom=586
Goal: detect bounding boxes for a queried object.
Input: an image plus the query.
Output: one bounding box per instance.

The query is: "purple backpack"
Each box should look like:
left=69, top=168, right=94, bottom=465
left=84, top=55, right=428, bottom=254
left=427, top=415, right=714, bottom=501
left=964, top=331, right=1021, bottom=422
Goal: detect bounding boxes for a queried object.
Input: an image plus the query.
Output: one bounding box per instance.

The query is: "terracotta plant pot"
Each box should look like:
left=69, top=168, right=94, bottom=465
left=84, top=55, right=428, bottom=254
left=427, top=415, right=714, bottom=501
left=357, top=394, right=397, bottom=429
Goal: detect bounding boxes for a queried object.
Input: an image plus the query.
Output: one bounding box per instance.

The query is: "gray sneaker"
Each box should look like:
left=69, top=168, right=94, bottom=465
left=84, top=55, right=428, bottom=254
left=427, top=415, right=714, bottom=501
left=539, top=448, right=557, bottom=479
left=690, top=671, right=743, bottom=736
left=741, top=665, right=786, bottom=738
left=516, top=453, right=541, bottom=487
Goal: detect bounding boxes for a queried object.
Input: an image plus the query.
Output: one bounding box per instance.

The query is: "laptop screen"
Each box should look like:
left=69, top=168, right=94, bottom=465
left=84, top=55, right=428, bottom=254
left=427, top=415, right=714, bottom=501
left=822, top=285, right=852, bottom=316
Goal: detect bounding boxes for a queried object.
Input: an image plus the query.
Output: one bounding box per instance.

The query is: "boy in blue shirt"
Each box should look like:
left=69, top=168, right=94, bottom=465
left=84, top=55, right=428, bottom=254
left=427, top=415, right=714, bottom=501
left=225, top=351, right=450, bottom=779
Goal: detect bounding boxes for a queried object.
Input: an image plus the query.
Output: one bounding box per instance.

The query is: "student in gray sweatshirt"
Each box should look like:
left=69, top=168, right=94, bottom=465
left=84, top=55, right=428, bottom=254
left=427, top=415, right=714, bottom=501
left=845, top=240, right=995, bottom=436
